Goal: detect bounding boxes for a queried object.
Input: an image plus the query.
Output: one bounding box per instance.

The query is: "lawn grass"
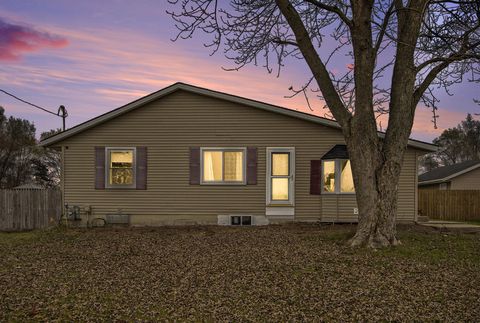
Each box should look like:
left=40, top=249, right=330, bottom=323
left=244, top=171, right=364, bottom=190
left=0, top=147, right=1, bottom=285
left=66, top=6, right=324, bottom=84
left=0, top=224, right=479, bottom=321
left=466, top=219, right=480, bottom=225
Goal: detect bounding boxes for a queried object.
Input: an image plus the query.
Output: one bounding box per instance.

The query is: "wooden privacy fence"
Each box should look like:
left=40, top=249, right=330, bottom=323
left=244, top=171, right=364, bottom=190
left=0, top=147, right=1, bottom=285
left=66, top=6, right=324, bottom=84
left=418, top=190, right=480, bottom=222
left=0, top=189, right=62, bottom=231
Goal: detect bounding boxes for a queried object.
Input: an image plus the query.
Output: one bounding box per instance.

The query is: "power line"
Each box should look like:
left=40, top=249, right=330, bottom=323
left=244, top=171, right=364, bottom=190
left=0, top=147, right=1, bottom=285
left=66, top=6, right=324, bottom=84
left=0, top=88, right=68, bottom=131
left=0, top=88, right=59, bottom=116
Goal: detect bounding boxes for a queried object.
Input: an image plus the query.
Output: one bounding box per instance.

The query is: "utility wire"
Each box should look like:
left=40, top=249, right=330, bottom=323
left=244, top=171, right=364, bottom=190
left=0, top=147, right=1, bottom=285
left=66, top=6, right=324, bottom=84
left=0, top=88, right=60, bottom=116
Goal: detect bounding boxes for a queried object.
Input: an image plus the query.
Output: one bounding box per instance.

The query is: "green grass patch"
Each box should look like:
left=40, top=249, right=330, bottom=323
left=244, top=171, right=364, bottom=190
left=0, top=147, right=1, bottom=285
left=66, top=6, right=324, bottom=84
left=377, top=230, right=480, bottom=265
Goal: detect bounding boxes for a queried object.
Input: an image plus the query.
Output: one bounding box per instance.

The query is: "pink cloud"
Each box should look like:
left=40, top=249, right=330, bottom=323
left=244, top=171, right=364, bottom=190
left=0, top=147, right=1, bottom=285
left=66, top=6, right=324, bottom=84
left=0, top=18, right=68, bottom=61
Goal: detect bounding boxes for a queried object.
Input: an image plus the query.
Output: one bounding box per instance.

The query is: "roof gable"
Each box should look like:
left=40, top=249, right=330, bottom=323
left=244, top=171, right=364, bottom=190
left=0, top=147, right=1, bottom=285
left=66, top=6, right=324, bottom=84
left=419, top=160, right=480, bottom=184
left=40, top=82, right=437, bottom=152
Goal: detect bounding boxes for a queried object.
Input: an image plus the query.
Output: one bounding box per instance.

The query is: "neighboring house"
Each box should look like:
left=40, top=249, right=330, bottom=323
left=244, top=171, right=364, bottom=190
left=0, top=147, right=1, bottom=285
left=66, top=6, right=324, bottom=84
left=418, top=160, right=480, bottom=190
left=41, top=82, right=436, bottom=226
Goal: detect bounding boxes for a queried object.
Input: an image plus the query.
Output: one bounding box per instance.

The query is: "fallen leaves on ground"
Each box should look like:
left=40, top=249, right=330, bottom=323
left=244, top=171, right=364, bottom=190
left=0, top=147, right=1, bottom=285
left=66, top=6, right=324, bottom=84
left=0, top=224, right=479, bottom=321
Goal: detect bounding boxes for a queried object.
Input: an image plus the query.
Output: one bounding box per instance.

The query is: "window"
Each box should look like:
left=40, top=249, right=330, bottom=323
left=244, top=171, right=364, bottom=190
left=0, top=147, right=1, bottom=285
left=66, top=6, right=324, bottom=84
left=201, top=148, right=246, bottom=184
left=323, top=160, right=336, bottom=193
left=106, top=148, right=136, bottom=188
left=322, top=159, right=355, bottom=194
left=271, top=152, right=290, bottom=201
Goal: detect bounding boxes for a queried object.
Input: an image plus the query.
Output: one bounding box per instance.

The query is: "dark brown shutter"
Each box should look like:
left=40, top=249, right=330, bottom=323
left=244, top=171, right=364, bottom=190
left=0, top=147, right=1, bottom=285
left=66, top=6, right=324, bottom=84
left=136, top=147, right=147, bottom=190
left=310, top=160, right=322, bottom=195
left=246, top=147, right=258, bottom=185
left=95, top=147, right=105, bottom=190
left=189, top=147, right=201, bottom=185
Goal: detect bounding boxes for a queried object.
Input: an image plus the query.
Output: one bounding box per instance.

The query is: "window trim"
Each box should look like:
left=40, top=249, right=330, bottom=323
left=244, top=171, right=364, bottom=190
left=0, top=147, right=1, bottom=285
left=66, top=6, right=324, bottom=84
left=321, top=159, right=355, bottom=195
left=105, top=147, right=137, bottom=189
left=200, top=147, right=247, bottom=185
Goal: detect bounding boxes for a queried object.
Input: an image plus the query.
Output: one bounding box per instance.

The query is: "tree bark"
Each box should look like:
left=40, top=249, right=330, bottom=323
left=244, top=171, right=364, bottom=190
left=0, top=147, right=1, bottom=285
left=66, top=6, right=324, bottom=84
left=344, top=114, right=410, bottom=248
left=346, top=135, right=405, bottom=248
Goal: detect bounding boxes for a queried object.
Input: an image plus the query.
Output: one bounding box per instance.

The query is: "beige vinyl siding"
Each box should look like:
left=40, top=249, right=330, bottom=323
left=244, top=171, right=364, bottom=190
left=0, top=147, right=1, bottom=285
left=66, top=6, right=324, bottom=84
left=450, top=167, right=480, bottom=190
left=60, top=90, right=419, bottom=224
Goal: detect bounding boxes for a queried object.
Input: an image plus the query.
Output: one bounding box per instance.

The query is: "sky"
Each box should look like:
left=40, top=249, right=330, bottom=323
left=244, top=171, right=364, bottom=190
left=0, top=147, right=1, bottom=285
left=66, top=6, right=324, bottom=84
left=0, top=0, right=478, bottom=143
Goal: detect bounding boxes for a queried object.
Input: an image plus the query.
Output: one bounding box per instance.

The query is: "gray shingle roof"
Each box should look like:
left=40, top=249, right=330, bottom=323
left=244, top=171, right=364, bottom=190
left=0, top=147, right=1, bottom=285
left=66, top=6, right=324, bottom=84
left=321, top=145, right=349, bottom=160
left=418, top=160, right=480, bottom=184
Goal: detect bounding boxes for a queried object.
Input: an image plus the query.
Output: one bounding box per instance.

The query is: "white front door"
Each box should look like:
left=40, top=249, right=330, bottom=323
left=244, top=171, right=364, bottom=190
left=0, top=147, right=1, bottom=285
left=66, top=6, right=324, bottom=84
left=266, top=147, right=295, bottom=206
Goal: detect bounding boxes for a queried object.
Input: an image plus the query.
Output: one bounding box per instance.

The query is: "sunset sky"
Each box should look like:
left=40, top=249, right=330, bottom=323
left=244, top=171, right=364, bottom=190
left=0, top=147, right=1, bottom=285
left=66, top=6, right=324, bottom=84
left=0, top=0, right=478, bottom=142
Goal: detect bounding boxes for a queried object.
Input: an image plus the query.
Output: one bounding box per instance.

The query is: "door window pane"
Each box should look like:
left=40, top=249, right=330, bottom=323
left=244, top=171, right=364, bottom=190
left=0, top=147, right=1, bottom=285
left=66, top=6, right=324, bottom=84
left=272, top=178, right=289, bottom=200
left=340, top=160, right=355, bottom=192
left=224, top=151, right=243, bottom=181
left=109, top=150, right=134, bottom=185
left=203, top=151, right=223, bottom=181
left=272, top=153, right=289, bottom=176
left=323, top=160, right=336, bottom=192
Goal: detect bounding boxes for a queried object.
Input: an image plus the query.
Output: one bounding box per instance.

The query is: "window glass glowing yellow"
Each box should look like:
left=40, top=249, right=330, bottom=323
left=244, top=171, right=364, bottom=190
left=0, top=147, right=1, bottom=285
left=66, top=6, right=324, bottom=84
left=203, top=150, right=244, bottom=182
left=271, top=178, right=289, bottom=200
left=272, top=153, right=289, bottom=176
left=224, top=151, right=243, bottom=181
left=203, top=151, right=223, bottom=181
left=340, top=160, right=355, bottom=192
left=109, top=151, right=133, bottom=185
left=323, top=160, right=336, bottom=192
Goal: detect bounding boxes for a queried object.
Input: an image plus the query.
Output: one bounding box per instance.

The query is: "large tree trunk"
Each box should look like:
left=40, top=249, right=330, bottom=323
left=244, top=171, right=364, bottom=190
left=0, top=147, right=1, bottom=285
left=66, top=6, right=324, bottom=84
left=346, top=132, right=406, bottom=248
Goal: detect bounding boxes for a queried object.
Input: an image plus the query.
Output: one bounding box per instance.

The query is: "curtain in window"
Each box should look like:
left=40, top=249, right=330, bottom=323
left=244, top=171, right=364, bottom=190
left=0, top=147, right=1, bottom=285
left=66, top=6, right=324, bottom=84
left=203, top=151, right=222, bottom=181
left=340, top=160, right=355, bottom=192
left=203, top=151, right=214, bottom=181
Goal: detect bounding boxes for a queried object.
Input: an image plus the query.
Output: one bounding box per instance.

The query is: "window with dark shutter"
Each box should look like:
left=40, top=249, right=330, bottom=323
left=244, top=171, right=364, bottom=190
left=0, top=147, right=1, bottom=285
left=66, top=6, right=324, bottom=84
left=136, top=147, right=147, bottom=190
left=246, top=147, right=257, bottom=185
left=190, top=147, right=201, bottom=185
left=310, top=160, right=322, bottom=195
left=95, top=147, right=106, bottom=190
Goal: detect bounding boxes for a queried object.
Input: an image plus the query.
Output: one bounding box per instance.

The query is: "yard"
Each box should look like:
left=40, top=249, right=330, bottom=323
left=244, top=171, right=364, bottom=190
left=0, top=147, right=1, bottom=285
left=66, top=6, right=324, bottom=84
left=0, top=224, right=479, bottom=321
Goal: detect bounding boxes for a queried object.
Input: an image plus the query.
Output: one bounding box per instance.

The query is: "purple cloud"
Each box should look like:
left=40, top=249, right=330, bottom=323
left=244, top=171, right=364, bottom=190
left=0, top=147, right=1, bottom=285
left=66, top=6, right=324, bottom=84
left=0, top=18, right=68, bottom=61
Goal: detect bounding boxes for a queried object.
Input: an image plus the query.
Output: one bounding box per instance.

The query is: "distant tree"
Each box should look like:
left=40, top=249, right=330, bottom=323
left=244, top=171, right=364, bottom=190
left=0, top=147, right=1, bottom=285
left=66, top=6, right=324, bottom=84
left=460, top=114, right=480, bottom=159
left=33, top=129, right=62, bottom=188
left=422, top=114, right=480, bottom=169
left=0, top=107, right=36, bottom=188
left=418, top=154, right=439, bottom=174
left=169, top=1, right=480, bottom=247
left=433, top=128, right=467, bottom=165
left=0, top=108, right=61, bottom=188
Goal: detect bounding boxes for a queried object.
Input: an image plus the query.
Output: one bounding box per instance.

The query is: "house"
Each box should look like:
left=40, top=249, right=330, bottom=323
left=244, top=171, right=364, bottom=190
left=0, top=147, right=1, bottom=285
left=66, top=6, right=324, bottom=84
left=40, top=82, right=436, bottom=226
left=418, top=160, right=480, bottom=190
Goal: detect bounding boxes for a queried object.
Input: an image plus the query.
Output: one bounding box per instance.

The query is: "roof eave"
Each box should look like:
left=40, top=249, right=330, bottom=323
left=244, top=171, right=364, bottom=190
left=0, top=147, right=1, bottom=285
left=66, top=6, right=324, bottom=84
left=418, top=179, right=448, bottom=186
left=418, top=162, right=480, bottom=185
